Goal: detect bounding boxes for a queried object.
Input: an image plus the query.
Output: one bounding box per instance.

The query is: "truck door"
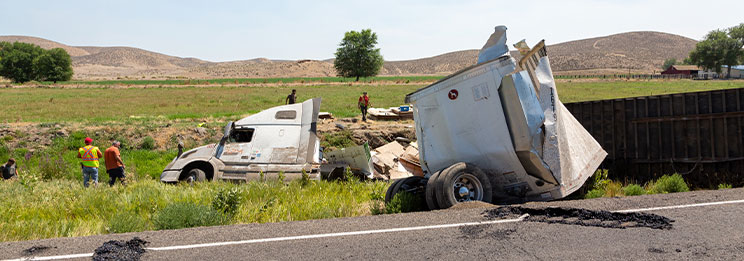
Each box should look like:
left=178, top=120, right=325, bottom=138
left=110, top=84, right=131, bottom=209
left=219, top=126, right=255, bottom=164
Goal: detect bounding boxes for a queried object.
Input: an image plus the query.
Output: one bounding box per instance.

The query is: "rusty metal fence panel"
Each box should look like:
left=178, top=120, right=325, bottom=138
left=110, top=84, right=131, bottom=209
left=564, top=88, right=744, bottom=187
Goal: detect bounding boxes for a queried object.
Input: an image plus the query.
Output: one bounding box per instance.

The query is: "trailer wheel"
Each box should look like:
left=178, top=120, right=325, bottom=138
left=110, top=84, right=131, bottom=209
left=184, top=168, right=206, bottom=184
left=384, top=176, right=426, bottom=205
left=384, top=178, right=406, bottom=203
left=425, top=170, right=443, bottom=210
left=435, top=162, right=492, bottom=209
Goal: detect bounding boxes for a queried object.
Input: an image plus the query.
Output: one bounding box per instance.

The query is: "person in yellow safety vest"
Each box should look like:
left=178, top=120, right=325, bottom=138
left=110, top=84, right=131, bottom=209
left=77, top=137, right=103, bottom=187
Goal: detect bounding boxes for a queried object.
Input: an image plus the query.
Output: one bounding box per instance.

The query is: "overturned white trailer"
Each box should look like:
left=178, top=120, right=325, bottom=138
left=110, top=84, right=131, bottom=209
left=388, top=26, right=606, bottom=209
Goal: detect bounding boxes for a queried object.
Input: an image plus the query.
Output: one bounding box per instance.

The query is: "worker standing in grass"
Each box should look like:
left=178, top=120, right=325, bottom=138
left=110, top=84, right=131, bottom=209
left=78, top=137, right=103, bottom=187
left=285, top=89, right=297, bottom=104
left=105, top=141, right=126, bottom=186
left=1, top=158, right=18, bottom=180
left=358, top=91, right=370, bottom=122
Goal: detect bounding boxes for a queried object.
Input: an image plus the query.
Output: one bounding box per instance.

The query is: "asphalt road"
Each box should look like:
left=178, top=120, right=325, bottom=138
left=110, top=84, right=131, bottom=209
left=3, top=188, right=744, bottom=260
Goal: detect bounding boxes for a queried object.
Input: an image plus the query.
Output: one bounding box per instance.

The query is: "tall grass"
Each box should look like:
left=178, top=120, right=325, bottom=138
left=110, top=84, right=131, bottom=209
left=0, top=178, right=388, bottom=242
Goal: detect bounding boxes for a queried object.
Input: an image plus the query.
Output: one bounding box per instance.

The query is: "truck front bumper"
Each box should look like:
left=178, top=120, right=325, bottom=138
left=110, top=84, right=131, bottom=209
left=160, top=169, right=181, bottom=183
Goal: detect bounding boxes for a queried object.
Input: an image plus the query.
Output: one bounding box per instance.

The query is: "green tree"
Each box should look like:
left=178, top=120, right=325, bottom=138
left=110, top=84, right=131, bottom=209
left=35, top=48, right=73, bottom=83
left=0, top=42, right=44, bottom=83
left=688, top=26, right=744, bottom=78
left=729, top=23, right=744, bottom=64
left=333, top=29, right=384, bottom=81
left=662, top=58, right=677, bottom=70
left=0, top=42, right=73, bottom=83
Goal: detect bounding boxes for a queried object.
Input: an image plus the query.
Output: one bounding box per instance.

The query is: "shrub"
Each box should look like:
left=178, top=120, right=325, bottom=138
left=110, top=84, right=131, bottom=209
left=321, top=130, right=356, bottom=149
left=383, top=191, right=426, bottom=214
left=647, top=174, right=689, bottom=194
left=153, top=202, right=225, bottom=230
left=585, top=189, right=605, bottom=199
left=37, top=152, right=69, bottom=180
left=212, top=187, right=242, bottom=216
left=718, top=183, right=733, bottom=189
left=605, top=181, right=623, bottom=197
left=139, top=136, right=155, bottom=150
left=622, top=184, right=646, bottom=196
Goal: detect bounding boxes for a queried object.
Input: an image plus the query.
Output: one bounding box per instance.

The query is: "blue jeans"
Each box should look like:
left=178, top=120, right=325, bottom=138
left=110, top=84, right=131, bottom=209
left=83, top=167, right=98, bottom=187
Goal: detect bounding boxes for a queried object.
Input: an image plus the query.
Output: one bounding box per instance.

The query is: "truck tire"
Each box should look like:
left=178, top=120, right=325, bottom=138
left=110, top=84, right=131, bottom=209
left=385, top=176, right=426, bottom=207
left=425, top=170, right=443, bottom=210
left=435, top=162, right=492, bottom=209
left=385, top=178, right=406, bottom=203
left=185, top=168, right=206, bottom=184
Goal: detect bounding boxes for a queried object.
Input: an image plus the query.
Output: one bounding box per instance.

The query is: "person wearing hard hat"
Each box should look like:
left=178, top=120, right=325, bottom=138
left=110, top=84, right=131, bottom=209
left=77, top=137, right=103, bottom=187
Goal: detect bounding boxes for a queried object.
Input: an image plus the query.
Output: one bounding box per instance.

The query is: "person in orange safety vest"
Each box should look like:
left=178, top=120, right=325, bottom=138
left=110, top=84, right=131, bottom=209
left=77, top=137, right=103, bottom=187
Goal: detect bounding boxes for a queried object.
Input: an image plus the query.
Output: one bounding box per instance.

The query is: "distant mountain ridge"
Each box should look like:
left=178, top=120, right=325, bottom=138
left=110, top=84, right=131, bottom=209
left=0, top=31, right=697, bottom=80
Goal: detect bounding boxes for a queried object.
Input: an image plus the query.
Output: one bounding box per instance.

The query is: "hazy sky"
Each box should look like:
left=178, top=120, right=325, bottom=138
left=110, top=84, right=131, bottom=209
left=2, top=0, right=742, bottom=62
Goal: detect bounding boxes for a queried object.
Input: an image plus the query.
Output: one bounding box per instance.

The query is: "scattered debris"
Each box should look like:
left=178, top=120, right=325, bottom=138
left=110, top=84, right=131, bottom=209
left=370, top=141, right=423, bottom=180
left=92, top=237, right=148, bottom=261
left=23, top=245, right=52, bottom=255
left=368, top=105, right=413, bottom=121
left=324, top=143, right=373, bottom=179
left=482, top=206, right=674, bottom=229
left=318, top=112, right=334, bottom=119
left=459, top=225, right=516, bottom=240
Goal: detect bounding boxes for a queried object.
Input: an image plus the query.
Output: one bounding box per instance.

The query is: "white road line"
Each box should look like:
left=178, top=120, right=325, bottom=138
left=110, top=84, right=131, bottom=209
left=147, top=214, right=530, bottom=251
left=7, top=198, right=744, bottom=261
left=3, top=252, right=93, bottom=261
left=614, top=199, right=744, bottom=213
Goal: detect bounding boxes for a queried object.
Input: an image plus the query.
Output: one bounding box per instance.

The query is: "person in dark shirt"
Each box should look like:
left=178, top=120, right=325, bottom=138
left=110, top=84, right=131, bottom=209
left=1, top=158, right=18, bottom=180
left=286, top=89, right=297, bottom=104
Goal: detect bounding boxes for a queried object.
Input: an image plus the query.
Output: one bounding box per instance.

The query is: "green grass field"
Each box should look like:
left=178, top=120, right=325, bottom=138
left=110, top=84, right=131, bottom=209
left=2, top=80, right=743, bottom=123
left=0, top=85, right=420, bottom=122
left=557, top=80, right=744, bottom=103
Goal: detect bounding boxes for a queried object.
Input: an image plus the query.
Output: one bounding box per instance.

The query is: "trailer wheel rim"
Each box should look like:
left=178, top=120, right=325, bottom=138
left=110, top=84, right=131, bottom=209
left=452, top=173, right=483, bottom=202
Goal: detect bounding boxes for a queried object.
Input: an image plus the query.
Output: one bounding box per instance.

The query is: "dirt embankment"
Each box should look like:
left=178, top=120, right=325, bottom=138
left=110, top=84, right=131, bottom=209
left=0, top=117, right=416, bottom=154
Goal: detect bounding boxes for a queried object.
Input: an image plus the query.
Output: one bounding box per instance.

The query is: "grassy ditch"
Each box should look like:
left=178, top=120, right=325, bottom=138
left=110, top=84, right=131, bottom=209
left=582, top=170, right=697, bottom=199
left=0, top=178, right=388, bottom=242
left=0, top=131, right=180, bottom=181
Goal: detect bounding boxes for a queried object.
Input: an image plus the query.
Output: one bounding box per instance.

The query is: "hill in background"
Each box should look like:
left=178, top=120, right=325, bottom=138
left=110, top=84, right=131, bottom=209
left=0, top=31, right=697, bottom=80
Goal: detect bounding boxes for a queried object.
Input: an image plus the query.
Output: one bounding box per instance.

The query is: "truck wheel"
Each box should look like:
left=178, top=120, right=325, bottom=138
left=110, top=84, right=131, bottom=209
left=185, top=168, right=206, bottom=184
left=435, top=162, right=492, bottom=209
left=425, top=170, right=443, bottom=210
left=384, top=176, right=426, bottom=204
left=385, top=178, right=406, bottom=203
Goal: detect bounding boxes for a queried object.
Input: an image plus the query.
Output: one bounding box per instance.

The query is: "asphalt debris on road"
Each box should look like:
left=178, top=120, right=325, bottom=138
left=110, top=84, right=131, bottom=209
left=92, top=237, right=148, bottom=261
left=23, top=245, right=52, bottom=255
left=482, top=206, right=674, bottom=229
left=459, top=224, right=517, bottom=240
